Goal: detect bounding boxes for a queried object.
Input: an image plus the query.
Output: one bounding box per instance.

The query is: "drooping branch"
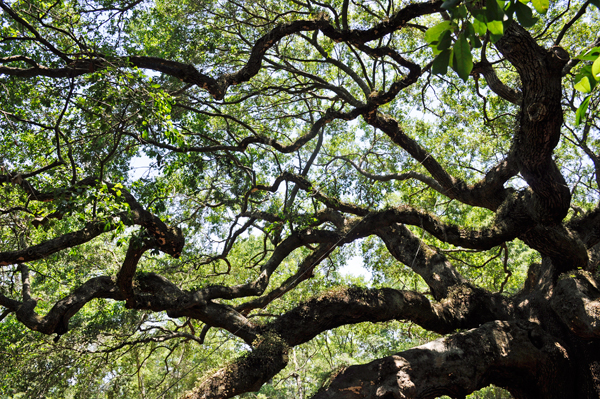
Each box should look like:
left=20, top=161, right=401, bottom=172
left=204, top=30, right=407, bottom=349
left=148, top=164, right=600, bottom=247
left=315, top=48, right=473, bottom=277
left=0, top=276, right=123, bottom=337
left=116, top=233, right=154, bottom=306
left=376, top=223, right=467, bottom=299
left=109, top=183, right=184, bottom=257
left=364, top=110, right=518, bottom=210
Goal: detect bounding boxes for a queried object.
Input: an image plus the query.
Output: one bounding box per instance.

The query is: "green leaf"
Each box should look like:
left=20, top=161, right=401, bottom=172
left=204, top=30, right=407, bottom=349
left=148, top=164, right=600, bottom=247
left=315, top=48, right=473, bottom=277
left=486, top=0, right=505, bottom=22
left=531, top=0, right=549, bottom=13
left=574, top=76, right=594, bottom=93
left=472, top=13, right=488, bottom=35
left=452, top=33, right=473, bottom=81
left=450, top=4, right=468, bottom=18
left=589, top=0, right=599, bottom=9
left=432, top=49, right=452, bottom=75
left=487, top=20, right=504, bottom=36
left=592, top=56, right=600, bottom=80
left=435, top=30, right=453, bottom=53
left=464, top=22, right=483, bottom=48
left=579, top=47, right=600, bottom=61
left=514, top=2, right=538, bottom=27
left=425, top=21, right=452, bottom=43
left=575, top=95, right=591, bottom=126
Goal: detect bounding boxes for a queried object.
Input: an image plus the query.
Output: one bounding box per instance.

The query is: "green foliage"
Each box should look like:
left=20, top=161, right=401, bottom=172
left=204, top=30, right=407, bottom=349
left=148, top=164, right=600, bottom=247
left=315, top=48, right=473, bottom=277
left=1, top=0, right=599, bottom=397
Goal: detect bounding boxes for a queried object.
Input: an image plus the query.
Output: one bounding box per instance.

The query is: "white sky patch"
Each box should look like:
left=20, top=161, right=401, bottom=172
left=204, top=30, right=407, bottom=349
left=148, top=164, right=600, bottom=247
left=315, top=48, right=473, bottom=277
left=129, top=154, right=155, bottom=181
left=339, top=255, right=373, bottom=280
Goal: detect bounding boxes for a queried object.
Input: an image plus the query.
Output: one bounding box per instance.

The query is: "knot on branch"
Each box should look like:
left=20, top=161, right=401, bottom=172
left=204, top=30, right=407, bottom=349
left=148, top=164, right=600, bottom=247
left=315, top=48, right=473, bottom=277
left=550, top=46, right=570, bottom=65
left=527, top=102, right=547, bottom=122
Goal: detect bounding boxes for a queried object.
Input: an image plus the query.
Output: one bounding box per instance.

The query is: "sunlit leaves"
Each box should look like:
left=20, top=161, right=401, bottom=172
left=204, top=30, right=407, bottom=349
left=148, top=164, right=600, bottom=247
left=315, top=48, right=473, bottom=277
left=452, top=32, right=473, bottom=81
left=575, top=95, right=591, bottom=126
left=573, top=47, right=600, bottom=124
left=531, top=0, right=549, bottom=14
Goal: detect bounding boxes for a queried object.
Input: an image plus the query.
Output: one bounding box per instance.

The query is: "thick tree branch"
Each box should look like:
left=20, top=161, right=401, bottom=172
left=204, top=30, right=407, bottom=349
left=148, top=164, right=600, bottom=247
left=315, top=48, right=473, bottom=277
left=181, top=333, right=289, bottom=399
left=472, top=61, right=523, bottom=105
left=1, top=1, right=442, bottom=100
left=496, top=23, right=571, bottom=224
left=376, top=223, right=467, bottom=299
left=0, top=276, right=123, bottom=337
left=0, top=220, right=118, bottom=266
left=311, top=321, right=574, bottom=399
left=364, top=111, right=517, bottom=211
left=551, top=271, right=600, bottom=339
left=180, top=283, right=512, bottom=399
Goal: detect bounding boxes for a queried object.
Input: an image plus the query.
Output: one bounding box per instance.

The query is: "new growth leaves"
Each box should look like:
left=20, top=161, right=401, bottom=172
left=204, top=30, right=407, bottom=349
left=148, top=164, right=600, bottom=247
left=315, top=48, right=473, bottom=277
left=574, top=47, right=600, bottom=126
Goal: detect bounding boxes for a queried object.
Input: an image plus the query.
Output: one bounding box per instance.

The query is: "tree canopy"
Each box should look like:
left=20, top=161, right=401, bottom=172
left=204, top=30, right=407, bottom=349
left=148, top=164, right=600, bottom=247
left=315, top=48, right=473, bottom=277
left=1, top=0, right=600, bottom=397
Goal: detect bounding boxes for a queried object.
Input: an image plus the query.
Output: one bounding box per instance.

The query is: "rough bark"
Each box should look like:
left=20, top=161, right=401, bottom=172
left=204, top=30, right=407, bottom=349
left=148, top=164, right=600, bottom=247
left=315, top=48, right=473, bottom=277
left=311, top=321, right=575, bottom=399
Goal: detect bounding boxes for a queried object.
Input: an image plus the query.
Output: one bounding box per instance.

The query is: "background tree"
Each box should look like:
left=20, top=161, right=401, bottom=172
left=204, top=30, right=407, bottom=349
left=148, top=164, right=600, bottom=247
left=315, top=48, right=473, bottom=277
left=1, top=0, right=600, bottom=397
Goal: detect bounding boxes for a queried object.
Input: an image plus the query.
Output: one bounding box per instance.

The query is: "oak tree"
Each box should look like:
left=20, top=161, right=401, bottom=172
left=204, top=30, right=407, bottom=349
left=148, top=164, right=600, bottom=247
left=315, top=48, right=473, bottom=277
left=1, top=0, right=600, bottom=397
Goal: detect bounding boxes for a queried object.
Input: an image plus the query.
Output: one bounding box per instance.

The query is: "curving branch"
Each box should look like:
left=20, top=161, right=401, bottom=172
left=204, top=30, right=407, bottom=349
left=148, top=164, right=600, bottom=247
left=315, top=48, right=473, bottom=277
left=180, top=282, right=513, bottom=399
left=364, top=110, right=518, bottom=211
left=495, top=22, right=571, bottom=224
left=0, top=1, right=442, bottom=100
left=472, top=61, right=523, bottom=105
left=0, top=276, right=123, bottom=337
left=332, top=155, right=446, bottom=193
left=130, top=107, right=332, bottom=156
left=311, top=320, right=574, bottom=399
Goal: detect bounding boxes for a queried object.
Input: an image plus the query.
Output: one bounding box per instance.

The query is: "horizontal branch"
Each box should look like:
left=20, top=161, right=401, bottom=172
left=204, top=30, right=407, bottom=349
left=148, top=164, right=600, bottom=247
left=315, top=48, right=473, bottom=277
left=361, top=206, right=520, bottom=250
left=131, top=108, right=332, bottom=155
left=253, top=171, right=369, bottom=216
left=312, top=320, right=574, bottom=399
left=181, top=283, right=512, bottom=399
left=0, top=220, right=117, bottom=266
left=1, top=1, right=442, bottom=100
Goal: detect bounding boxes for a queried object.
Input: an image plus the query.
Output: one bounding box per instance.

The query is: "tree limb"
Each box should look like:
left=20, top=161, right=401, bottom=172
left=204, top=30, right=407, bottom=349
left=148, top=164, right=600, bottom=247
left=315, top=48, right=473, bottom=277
left=311, top=320, right=574, bottom=399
